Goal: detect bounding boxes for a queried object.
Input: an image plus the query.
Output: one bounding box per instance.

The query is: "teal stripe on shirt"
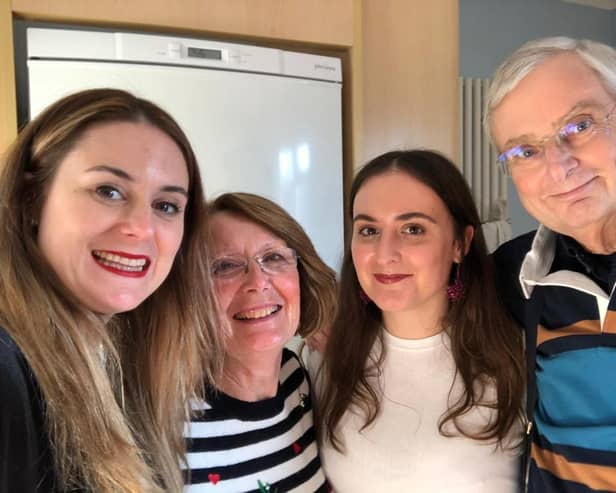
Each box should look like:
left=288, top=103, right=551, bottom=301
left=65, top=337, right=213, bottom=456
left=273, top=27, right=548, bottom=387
left=535, top=346, right=616, bottom=452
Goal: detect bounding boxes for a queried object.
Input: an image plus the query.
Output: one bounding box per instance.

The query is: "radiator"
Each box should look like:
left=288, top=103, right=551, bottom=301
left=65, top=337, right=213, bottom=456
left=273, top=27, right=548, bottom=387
left=458, top=77, right=508, bottom=223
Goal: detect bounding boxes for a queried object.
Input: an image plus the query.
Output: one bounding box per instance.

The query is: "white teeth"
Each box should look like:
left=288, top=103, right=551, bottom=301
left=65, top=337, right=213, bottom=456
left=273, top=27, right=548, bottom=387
left=235, top=305, right=280, bottom=320
left=93, top=250, right=147, bottom=271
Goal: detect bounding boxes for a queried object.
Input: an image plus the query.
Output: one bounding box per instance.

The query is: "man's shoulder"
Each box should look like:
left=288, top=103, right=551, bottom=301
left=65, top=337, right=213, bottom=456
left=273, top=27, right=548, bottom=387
left=491, top=231, right=538, bottom=325
left=494, top=230, right=536, bottom=261
left=493, top=230, right=536, bottom=276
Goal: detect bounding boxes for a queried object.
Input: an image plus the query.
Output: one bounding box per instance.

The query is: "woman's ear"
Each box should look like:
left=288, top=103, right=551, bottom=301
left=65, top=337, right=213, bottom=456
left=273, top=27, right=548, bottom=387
left=462, top=225, right=474, bottom=255
left=453, top=225, right=475, bottom=262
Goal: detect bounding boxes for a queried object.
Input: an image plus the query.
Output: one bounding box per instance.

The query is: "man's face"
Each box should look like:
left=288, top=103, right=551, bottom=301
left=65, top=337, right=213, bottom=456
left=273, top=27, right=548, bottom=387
left=491, top=53, right=616, bottom=239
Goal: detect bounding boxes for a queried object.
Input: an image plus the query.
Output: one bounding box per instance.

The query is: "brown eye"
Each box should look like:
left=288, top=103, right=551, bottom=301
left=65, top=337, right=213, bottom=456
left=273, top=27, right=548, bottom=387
left=154, top=201, right=181, bottom=215
left=403, top=224, right=424, bottom=235
left=96, top=185, right=123, bottom=201
left=358, top=226, right=378, bottom=237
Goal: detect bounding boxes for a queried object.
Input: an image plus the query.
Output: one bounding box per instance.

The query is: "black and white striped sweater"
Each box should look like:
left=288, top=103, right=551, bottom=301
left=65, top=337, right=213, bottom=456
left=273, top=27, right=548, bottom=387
left=183, top=349, right=328, bottom=493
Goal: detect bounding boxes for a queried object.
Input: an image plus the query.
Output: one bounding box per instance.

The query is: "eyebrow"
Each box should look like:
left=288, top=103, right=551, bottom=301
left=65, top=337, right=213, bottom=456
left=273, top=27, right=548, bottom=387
left=212, top=242, right=285, bottom=258
left=86, top=164, right=132, bottom=180
left=353, top=212, right=437, bottom=224
left=502, top=99, right=606, bottom=149
left=86, top=164, right=189, bottom=197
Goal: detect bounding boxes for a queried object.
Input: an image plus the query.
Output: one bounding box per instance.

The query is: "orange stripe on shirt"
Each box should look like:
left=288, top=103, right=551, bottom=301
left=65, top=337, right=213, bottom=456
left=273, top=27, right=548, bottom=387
left=532, top=443, right=616, bottom=491
left=604, top=310, right=616, bottom=334
left=536, top=320, right=601, bottom=346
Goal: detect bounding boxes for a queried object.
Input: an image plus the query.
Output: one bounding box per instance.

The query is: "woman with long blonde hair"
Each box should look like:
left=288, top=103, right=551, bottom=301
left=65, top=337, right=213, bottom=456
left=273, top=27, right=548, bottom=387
left=0, top=88, right=223, bottom=492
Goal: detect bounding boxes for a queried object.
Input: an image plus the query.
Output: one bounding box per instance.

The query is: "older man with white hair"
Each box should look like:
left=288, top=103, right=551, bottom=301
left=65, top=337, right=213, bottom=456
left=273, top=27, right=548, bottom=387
left=487, top=37, right=616, bottom=493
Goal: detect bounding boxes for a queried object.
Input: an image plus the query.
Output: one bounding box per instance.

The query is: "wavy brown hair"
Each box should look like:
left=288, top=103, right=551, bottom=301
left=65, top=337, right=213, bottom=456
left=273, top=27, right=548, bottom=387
left=207, top=192, right=338, bottom=339
left=319, top=150, right=525, bottom=452
left=0, top=88, right=223, bottom=491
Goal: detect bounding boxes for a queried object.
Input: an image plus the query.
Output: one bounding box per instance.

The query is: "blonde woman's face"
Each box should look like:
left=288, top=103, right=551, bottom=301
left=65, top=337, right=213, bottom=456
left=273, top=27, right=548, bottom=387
left=37, top=121, right=189, bottom=315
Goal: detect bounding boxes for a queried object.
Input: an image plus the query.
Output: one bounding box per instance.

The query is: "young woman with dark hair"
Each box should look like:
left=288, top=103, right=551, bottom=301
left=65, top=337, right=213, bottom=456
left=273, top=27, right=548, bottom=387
left=311, top=150, right=525, bottom=492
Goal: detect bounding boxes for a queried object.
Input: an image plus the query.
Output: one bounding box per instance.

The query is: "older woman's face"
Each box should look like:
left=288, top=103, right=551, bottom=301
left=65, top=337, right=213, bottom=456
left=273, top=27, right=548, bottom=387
left=37, top=121, right=189, bottom=315
left=209, top=211, right=300, bottom=359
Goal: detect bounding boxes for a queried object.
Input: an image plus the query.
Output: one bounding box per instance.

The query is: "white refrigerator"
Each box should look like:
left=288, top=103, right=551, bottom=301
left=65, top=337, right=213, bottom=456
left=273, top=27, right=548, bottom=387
left=25, top=28, right=344, bottom=271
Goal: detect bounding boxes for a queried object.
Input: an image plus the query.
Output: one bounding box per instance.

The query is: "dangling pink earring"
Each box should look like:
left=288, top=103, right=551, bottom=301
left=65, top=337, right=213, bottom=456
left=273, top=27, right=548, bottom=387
left=447, top=263, right=464, bottom=302
left=359, top=286, right=371, bottom=305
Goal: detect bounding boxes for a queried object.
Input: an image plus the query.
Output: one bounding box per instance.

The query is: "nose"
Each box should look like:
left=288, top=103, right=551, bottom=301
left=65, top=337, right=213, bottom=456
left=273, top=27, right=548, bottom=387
left=120, top=202, right=155, bottom=239
left=543, top=141, right=578, bottom=181
left=241, top=259, right=271, bottom=291
left=375, top=231, right=402, bottom=265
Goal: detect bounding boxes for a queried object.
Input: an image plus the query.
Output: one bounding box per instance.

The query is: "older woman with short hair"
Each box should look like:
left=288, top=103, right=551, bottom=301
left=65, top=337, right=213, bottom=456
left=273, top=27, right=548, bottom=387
left=183, top=192, right=337, bottom=492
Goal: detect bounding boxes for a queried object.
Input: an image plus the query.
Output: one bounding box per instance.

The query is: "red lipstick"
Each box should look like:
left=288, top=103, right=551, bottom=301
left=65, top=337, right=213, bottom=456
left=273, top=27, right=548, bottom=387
left=92, top=250, right=151, bottom=278
left=374, top=274, right=410, bottom=284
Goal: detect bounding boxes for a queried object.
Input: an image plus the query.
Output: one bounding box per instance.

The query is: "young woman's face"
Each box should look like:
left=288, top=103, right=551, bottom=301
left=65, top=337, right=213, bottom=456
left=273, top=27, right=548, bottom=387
left=37, top=121, right=189, bottom=316
left=209, top=212, right=301, bottom=359
left=351, top=170, right=463, bottom=317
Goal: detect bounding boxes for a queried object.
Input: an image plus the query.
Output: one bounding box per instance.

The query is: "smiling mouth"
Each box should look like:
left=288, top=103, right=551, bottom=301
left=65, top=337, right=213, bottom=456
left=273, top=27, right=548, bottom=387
left=234, top=305, right=282, bottom=320
left=92, top=250, right=150, bottom=273
left=552, top=177, right=597, bottom=199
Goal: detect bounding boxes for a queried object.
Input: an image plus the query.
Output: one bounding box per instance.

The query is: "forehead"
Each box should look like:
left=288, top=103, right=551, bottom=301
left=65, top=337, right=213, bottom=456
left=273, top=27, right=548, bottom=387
left=59, top=121, right=188, bottom=183
left=354, top=171, right=449, bottom=219
left=209, top=211, right=284, bottom=252
left=491, top=53, right=612, bottom=148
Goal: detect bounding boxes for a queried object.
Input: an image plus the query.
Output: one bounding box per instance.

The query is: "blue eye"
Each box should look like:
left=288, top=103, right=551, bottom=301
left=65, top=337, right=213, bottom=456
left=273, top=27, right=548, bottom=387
left=96, top=185, right=123, bottom=200
left=562, top=117, right=593, bottom=138
left=510, top=145, right=540, bottom=161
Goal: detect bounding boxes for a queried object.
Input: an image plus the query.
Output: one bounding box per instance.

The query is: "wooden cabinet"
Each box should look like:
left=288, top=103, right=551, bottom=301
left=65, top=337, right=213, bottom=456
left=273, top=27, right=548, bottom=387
left=361, top=0, right=458, bottom=163
left=1, top=0, right=17, bottom=151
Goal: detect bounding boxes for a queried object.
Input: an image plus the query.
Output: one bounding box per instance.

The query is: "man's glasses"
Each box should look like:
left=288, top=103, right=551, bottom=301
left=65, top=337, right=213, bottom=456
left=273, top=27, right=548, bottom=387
left=497, top=102, right=616, bottom=176
left=211, top=247, right=299, bottom=280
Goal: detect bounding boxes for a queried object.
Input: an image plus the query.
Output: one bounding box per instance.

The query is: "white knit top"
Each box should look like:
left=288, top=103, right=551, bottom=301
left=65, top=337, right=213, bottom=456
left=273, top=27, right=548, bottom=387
left=309, top=329, right=522, bottom=493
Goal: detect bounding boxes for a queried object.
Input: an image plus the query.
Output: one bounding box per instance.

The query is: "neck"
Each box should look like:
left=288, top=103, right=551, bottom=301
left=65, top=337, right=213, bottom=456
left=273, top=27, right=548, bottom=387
left=571, top=217, right=616, bottom=255
left=382, top=294, right=447, bottom=339
left=221, top=350, right=283, bottom=401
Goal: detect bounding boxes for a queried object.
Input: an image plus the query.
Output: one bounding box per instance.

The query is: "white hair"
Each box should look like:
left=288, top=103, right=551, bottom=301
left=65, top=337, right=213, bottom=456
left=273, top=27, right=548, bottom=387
left=484, top=36, right=616, bottom=143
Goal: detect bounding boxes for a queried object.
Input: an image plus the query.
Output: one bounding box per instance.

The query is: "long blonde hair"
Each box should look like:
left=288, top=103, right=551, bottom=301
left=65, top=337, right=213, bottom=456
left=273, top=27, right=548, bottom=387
left=0, top=89, right=223, bottom=491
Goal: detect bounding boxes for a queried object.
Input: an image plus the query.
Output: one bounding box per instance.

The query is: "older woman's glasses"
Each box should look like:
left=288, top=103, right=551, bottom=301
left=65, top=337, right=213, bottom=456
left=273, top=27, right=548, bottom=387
left=497, top=102, right=616, bottom=176
left=211, top=247, right=299, bottom=279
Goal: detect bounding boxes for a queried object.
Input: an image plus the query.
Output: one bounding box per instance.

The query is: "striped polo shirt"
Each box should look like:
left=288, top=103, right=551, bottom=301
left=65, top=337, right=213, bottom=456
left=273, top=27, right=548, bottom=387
left=494, top=226, right=616, bottom=493
left=183, top=348, right=328, bottom=492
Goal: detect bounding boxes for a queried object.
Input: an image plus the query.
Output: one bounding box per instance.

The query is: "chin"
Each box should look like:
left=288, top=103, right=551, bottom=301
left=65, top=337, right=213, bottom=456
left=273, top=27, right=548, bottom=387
left=230, top=340, right=286, bottom=358
left=87, top=296, right=147, bottom=316
left=252, top=336, right=288, bottom=351
left=372, top=298, right=413, bottom=313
